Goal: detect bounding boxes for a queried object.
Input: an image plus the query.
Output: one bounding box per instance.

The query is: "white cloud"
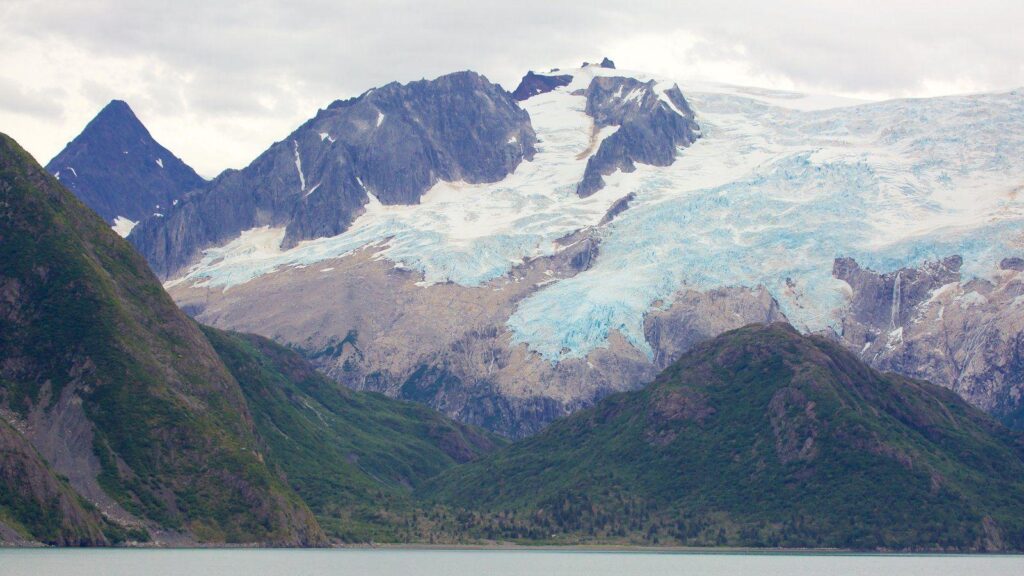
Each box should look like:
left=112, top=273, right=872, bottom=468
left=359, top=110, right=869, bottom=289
left=0, top=0, right=1021, bottom=176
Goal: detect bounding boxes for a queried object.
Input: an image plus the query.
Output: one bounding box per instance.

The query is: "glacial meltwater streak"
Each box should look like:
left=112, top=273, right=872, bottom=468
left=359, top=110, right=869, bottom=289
left=1, top=548, right=1022, bottom=576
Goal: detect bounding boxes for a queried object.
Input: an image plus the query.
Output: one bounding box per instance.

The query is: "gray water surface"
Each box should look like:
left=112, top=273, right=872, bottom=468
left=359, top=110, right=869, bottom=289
left=1, top=548, right=1022, bottom=576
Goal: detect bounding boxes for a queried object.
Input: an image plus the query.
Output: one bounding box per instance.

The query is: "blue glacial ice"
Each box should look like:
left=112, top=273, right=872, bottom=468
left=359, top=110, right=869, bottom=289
left=174, top=76, right=1024, bottom=363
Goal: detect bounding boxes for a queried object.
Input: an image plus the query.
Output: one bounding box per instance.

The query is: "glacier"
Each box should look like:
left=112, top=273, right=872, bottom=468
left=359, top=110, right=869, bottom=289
left=171, top=67, right=1024, bottom=362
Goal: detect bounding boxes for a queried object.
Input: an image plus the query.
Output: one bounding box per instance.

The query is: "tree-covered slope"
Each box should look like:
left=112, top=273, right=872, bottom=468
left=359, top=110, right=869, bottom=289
left=201, top=326, right=504, bottom=542
left=0, top=132, right=322, bottom=545
left=424, top=323, right=1024, bottom=551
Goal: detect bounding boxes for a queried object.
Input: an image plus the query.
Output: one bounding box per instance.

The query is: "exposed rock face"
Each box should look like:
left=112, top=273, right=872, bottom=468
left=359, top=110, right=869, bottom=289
left=171, top=234, right=784, bottom=438
left=512, top=71, right=573, bottom=101
left=0, top=419, right=109, bottom=545
left=834, top=255, right=1024, bottom=427
left=581, top=57, right=616, bottom=69
left=576, top=76, right=700, bottom=197
left=598, top=192, right=636, bottom=225
left=644, top=287, right=788, bottom=370
left=45, top=100, right=205, bottom=225
left=130, top=71, right=537, bottom=278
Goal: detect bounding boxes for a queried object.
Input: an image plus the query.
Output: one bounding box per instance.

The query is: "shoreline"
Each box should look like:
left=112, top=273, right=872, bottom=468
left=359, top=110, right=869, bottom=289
left=2, top=542, right=1023, bottom=556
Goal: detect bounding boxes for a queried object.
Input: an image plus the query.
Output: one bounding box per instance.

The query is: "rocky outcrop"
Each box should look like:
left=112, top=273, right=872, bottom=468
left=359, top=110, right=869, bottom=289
left=581, top=57, right=616, bottom=69
left=834, top=255, right=1024, bottom=427
left=644, top=286, right=788, bottom=370
left=576, top=76, right=700, bottom=197
left=45, top=100, right=205, bottom=225
left=512, top=71, right=573, bottom=101
left=598, top=192, right=636, bottom=225
left=0, top=419, right=109, bottom=545
left=130, top=71, right=537, bottom=278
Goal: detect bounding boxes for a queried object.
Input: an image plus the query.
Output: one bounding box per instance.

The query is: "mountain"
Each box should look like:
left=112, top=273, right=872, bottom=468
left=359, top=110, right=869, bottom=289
left=129, top=71, right=537, bottom=279
left=202, top=326, right=503, bottom=542
left=1, top=132, right=502, bottom=546
left=45, top=100, right=205, bottom=234
left=1, top=131, right=323, bottom=545
left=423, top=324, right=1024, bottom=551
left=69, top=63, right=1024, bottom=439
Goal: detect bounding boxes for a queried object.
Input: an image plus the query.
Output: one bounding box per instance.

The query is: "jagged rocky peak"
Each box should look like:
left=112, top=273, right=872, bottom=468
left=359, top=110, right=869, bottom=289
left=512, top=71, right=573, bottom=101
left=129, top=70, right=537, bottom=279
left=581, top=56, right=616, bottom=69
left=45, top=99, right=205, bottom=231
left=512, top=57, right=616, bottom=101
left=576, top=75, right=700, bottom=197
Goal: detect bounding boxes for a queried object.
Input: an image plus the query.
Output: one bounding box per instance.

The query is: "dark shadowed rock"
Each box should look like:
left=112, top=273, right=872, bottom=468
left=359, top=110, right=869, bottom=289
left=512, top=71, right=574, bottom=101
left=1000, top=257, right=1024, bottom=271
left=576, top=77, right=700, bottom=197
left=45, top=100, right=206, bottom=226
left=130, top=71, right=537, bottom=278
left=598, top=192, right=636, bottom=225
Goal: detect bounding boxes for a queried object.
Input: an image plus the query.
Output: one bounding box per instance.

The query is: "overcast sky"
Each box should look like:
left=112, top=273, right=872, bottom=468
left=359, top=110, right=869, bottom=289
left=1, top=0, right=1021, bottom=176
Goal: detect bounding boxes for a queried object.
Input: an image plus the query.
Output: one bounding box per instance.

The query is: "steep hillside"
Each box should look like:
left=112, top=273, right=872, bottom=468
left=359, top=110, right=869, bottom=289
left=425, top=324, right=1024, bottom=551
left=45, top=100, right=205, bottom=231
left=0, top=132, right=323, bottom=545
left=0, top=420, right=110, bottom=545
left=202, top=326, right=503, bottom=542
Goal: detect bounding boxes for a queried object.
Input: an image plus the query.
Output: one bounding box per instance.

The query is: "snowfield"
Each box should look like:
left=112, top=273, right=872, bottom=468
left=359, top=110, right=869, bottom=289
left=170, top=67, right=1024, bottom=362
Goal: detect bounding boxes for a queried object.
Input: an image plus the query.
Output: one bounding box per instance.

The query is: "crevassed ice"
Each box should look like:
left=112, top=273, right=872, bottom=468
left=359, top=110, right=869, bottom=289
left=174, top=72, right=1024, bottom=362
left=509, top=89, right=1024, bottom=360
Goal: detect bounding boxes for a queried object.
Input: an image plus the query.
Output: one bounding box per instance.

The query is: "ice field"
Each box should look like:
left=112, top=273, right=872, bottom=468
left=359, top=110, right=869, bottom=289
left=173, top=67, right=1024, bottom=361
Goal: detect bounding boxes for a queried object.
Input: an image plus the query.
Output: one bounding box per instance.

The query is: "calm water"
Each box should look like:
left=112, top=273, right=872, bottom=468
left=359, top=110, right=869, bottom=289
left=1, top=548, right=1022, bottom=576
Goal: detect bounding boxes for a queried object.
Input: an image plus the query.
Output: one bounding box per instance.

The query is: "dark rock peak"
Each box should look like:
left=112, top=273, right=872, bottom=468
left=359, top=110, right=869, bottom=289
left=581, top=57, right=616, bottom=69
left=45, top=99, right=205, bottom=224
left=130, top=71, right=537, bottom=279
left=598, top=192, right=636, bottom=225
left=576, top=76, right=700, bottom=197
left=1000, top=256, right=1024, bottom=271
left=512, top=71, right=574, bottom=101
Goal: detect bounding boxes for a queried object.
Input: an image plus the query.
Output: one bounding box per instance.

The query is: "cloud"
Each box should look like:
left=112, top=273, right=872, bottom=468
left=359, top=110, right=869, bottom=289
left=0, top=77, right=66, bottom=118
left=1, top=0, right=1022, bottom=175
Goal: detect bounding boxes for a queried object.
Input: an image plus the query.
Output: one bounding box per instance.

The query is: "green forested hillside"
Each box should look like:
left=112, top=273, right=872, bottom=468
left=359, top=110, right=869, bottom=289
left=0, top=132, right=323, bottom=544
left=424, top=324, right=1024, bottom=551
left=203, top=326, right=503, bottom=542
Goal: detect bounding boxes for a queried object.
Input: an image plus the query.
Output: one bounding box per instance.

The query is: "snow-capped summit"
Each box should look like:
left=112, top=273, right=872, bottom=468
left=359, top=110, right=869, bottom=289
left=66, top=62, right=1024, bottom=437
left=46, top=100, right=205, bottom=232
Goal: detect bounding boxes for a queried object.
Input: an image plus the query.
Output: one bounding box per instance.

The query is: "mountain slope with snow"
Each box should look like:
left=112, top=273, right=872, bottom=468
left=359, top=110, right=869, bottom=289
left=46, top=100, right=205, bottom=232
left=152, top=64, right=1024, bottom=435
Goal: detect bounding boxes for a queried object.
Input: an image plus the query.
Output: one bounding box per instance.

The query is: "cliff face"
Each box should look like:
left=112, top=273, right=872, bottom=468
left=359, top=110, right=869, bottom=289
left=834, top=256, right=1024, bottom=428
